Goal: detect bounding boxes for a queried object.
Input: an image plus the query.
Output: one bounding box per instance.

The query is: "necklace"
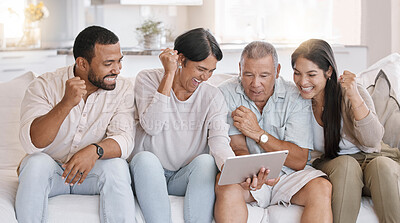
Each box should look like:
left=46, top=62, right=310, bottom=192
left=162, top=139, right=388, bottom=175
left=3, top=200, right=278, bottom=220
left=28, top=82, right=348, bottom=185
left=312, top=100, right=324, bottom=113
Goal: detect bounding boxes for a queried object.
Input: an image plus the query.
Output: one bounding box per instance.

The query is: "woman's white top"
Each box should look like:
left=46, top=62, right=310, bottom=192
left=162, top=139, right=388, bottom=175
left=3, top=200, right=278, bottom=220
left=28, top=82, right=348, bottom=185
left=311, top=111, right=360, bottom=161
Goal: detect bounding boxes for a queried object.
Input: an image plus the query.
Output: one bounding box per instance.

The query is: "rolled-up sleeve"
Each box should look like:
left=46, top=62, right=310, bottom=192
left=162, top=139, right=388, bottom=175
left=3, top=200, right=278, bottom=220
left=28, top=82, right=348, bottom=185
left=19, top=77, right=54, bottom=154
left=106, top=81, right=135, bottom=159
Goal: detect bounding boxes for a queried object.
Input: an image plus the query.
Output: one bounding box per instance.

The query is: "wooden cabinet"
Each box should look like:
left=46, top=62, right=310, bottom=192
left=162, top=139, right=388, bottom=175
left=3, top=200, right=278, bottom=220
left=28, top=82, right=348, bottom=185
left=0, top=50, right=66, bottom=82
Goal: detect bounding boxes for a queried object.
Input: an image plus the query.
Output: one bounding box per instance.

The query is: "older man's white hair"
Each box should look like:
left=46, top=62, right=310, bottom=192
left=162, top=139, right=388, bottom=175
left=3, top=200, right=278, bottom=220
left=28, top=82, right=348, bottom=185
left=240, top=41, right=279, bottom=74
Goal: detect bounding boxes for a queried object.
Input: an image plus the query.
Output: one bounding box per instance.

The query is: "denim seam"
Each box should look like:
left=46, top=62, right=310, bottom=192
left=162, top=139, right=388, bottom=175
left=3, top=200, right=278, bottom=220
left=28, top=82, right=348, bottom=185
left=96, top=174, right=108, bottom=223
left=42, top=171, right=56, bottom=223
left=170, top=168, right=192, bottom=222
left=186, top=177, right=191, bottom=223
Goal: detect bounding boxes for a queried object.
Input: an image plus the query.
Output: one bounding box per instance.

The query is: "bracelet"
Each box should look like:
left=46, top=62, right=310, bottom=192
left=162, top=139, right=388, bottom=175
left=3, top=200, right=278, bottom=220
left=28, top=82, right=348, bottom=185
left=352, top=101, right=365, bottom=111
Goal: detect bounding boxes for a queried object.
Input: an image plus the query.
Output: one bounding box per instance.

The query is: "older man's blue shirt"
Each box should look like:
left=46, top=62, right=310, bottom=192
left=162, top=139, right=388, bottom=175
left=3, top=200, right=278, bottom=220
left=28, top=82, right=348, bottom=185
left=218, top=76, right=313, bottom=174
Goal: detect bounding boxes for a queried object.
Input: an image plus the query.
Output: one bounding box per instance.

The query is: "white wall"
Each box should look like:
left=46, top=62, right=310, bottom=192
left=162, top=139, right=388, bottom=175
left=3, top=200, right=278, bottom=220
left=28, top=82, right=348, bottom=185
left=392, top=0, right=400, bottom=53
left=187, top=0, right=215, bottom=32
left=40, top=0, right=85, bottom=48
left=90, top=4, right=189, bottom=47
left=361, top=0, right=400, bottom=66
left=331, top=0, right=361, bottom=45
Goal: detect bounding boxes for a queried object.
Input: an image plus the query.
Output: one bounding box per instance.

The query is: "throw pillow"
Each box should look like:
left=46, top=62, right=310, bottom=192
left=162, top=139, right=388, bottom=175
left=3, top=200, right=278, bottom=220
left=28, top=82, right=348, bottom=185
left=358, top=53, right=400, bottom=102
left=0, top=72, right=35, bottom=171
left=366, top=70, right=400, bottom=148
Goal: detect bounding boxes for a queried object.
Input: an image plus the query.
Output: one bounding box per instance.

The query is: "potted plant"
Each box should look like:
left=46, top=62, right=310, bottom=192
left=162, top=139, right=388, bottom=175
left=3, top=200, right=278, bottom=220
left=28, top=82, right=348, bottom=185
left=136, top=19, right=163, bottom=49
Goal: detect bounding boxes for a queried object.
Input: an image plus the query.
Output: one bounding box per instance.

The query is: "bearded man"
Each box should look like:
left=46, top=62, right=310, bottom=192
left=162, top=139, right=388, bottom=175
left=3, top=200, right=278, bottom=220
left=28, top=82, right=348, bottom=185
left=16, top=25, right=136, bottom=223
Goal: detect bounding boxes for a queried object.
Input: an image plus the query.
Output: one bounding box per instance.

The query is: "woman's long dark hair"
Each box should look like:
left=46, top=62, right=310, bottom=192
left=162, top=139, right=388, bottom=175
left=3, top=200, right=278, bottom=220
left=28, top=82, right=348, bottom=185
left=291, top=39, right=343, bottom=159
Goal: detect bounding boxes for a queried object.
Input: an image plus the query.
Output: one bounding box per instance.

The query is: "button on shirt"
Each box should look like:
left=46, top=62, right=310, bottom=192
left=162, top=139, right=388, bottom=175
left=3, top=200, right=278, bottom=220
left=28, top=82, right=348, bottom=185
left=19, top=65, right=135, bottom=163
left=218, top=76, right=314, bottom=174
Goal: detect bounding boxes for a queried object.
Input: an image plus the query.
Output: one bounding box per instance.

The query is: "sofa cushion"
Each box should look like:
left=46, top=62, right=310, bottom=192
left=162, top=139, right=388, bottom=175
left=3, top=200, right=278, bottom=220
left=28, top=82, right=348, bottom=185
left=0, top=72, right=34, bottom=171
left=357, top=53, right=400, bottom=148
left=47, top=194, right=268, bottom=223
left=365, top=70, right=400, bottom=148
left=207, top=73, right=237, bottom=87
left=0, top=170, right=19, bottom=223
left=357, top=53, right=400, bottom=101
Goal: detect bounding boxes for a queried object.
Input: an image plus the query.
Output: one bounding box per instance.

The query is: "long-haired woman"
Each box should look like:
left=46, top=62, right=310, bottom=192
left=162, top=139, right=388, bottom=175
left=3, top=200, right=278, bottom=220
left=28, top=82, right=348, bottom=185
left=291, top=39, right=400, bottom=223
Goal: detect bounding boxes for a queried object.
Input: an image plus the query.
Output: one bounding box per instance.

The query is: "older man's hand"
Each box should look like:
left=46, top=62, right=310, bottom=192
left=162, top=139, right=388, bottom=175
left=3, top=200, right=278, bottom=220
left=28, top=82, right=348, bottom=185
left=232, top=106, right=264, bottom=141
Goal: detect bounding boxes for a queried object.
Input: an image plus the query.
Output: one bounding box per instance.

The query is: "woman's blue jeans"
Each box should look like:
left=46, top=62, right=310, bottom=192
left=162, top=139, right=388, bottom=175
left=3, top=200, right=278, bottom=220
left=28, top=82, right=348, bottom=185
left=129, top=151, right=217, bottom=223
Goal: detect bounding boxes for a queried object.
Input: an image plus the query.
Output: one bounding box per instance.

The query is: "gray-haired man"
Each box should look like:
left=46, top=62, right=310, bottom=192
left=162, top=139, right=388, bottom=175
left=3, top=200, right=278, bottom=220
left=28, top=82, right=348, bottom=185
left=214, top=41, right=332, bottom=223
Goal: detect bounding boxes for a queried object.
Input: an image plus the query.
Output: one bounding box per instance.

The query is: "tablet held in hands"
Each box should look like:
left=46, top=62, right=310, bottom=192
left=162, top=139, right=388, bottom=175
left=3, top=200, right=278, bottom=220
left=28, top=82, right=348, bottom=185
left=218, top=150, right=289, bottom=186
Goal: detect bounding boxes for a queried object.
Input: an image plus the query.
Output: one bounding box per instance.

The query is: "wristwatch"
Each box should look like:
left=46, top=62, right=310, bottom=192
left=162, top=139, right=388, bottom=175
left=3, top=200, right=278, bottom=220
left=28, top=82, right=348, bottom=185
left=92, top=143, right=104, bottom=159
left=259, top=132, right=269, bottom=144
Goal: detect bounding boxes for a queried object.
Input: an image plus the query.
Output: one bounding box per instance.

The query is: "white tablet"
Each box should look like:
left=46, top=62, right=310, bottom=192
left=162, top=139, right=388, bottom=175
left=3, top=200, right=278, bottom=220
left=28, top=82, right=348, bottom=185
left=218, top=150, right=289, bottom=186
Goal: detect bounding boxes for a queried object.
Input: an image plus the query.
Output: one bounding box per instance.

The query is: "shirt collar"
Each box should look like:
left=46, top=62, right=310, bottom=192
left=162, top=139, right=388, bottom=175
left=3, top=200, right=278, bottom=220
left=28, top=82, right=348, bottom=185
left=273, top=77, right=287, bottom=100
left=67, top=64, right=75, bottom=79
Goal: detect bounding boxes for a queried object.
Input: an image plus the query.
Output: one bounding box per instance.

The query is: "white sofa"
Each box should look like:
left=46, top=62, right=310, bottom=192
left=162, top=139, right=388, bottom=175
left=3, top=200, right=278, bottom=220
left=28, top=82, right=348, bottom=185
left=3, top=53, right=400, bottom=222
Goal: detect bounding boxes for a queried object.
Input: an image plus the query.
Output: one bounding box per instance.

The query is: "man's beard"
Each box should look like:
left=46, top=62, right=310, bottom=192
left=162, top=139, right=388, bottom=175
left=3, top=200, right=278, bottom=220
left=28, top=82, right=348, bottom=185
left=88, top=68, right=116, bottom=90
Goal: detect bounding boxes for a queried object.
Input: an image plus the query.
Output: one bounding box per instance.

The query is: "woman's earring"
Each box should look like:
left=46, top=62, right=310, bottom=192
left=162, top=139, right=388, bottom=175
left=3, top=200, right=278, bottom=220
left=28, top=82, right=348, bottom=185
left=178, top=63, right=182, bottom=69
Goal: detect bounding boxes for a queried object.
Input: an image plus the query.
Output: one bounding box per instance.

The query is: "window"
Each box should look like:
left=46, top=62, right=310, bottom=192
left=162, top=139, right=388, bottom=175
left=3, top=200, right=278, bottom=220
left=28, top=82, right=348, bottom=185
left=215, top=0, right=361, bottom=45
left=0, top=0, right=24, bottom=40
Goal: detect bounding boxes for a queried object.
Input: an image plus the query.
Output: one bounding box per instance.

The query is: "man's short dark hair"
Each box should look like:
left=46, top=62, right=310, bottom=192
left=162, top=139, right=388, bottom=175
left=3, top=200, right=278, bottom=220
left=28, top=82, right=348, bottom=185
left=73, top=26, right=119, bottom=64
left=174, top=28, right=223, bottom=62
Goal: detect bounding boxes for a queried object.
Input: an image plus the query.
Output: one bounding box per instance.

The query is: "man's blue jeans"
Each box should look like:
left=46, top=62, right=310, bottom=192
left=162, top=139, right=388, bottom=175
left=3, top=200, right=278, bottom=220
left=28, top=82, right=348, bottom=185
left=129, top=151, right=217, bottom=223
left=15, top=152, right=136, bottom=223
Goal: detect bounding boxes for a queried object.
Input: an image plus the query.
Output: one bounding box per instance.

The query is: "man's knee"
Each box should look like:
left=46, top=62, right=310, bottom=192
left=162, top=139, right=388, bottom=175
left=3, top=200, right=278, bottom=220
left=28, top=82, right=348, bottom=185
left=97, top=158, right=131, bottom=182
left=303, top=177, right=332, bottom=202
left=215, top=174, right=244, bottom=199
left=20, top=153, right=56, bottom=176
left=23, top=152, right=53, bottom=166
left=101, top=158, right=128, bottom=172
